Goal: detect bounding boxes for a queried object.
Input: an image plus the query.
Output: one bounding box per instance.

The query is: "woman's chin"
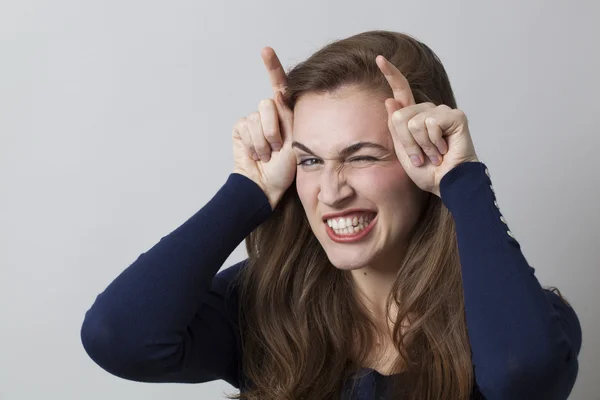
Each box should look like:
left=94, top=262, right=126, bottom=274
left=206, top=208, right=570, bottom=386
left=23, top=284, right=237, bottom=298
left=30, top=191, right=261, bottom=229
left=326, top=252, right=372, bottom=271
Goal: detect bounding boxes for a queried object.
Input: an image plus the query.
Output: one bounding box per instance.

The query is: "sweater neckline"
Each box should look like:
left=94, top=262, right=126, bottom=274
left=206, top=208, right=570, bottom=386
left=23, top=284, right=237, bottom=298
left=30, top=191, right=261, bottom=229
left=359, top=367, right=409, bottom=378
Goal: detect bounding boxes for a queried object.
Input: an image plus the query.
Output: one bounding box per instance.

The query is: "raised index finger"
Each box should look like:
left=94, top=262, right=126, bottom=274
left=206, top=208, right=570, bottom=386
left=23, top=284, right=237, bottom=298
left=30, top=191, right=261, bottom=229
left=375, top=55, right=416, bottom=107
left=261, top=47, right=287, bottom=95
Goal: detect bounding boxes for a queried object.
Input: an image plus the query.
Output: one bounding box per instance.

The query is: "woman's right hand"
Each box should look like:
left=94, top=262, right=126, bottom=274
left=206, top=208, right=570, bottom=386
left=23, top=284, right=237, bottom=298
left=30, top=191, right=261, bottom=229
left=232, top=47, right=297, bottom=210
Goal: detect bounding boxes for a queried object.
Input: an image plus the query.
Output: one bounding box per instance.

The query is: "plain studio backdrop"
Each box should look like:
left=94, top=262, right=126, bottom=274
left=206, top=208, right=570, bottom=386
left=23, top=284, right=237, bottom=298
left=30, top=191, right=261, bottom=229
left=1, top=0, right=598, bottom=399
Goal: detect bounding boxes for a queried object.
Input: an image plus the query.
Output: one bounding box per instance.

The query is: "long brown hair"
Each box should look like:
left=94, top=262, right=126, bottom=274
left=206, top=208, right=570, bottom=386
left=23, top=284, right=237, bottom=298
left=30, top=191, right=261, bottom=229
left=224, top=30, right=563, bottom=400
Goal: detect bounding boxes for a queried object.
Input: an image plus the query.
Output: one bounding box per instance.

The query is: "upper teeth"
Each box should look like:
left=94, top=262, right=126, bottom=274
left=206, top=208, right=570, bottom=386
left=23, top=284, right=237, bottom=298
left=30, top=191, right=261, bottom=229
left=326, top=214, right=372, bottom=229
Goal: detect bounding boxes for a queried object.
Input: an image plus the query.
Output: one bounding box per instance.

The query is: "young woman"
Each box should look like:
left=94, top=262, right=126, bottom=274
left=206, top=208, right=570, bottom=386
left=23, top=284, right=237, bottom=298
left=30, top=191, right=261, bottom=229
left=81, top=30, right=581, bottom=400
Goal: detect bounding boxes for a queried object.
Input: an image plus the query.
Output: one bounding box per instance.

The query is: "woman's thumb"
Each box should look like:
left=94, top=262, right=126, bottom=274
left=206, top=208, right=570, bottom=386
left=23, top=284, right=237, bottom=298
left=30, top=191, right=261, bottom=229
left=384, top=98, right=402, bottom=115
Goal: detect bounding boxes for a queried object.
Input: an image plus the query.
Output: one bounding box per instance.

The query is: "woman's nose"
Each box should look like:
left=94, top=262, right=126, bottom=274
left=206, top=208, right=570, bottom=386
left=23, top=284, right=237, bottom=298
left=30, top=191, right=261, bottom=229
left=317, top=172, right=354, bottom=206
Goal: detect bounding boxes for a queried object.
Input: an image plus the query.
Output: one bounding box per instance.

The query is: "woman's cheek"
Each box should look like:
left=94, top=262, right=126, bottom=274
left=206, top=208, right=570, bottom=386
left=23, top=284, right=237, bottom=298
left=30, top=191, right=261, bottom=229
left=295, top=171, right=317, bottom=205
left=360, top=164, right=408, bottom=191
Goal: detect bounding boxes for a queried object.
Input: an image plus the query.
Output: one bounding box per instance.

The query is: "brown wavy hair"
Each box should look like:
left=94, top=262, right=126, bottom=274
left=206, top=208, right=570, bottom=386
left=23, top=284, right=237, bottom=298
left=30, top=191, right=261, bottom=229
left=224, top=30, right=566, bottom=400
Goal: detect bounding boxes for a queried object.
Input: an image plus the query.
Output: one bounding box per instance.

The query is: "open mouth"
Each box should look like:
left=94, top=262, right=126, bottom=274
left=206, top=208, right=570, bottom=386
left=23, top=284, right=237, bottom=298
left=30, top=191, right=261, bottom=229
left=324, top=212, right=378, bottom=243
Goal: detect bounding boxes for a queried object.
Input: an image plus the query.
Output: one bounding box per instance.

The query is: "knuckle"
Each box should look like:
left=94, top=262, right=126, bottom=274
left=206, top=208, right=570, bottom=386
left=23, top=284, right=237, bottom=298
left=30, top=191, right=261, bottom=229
left=258, top=98, right=274, bottom=110
left=453, top=108, right=467, bottom=120
left=240, top=133, right=252, bottom=146
left=407, top=117, right=424, bottom=131
left=233, top=123, right=247, bottom=140
left=263, top=131, right=278, bottom=140
left=425, top=102, right=436, bottom=108
left=437, top=104, right=452, bottom=111
left=392, top=109, right=407, bottom=124
left=234, top=117, right=247, bottom=129
left=405, top=145, right=422, bottom=155
left=248, top=112, right=261, bottom=122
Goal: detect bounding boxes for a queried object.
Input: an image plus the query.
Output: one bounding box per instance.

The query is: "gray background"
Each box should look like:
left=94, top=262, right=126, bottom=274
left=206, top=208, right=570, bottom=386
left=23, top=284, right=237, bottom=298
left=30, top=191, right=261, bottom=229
left=1, top=0, right=598, bottom=399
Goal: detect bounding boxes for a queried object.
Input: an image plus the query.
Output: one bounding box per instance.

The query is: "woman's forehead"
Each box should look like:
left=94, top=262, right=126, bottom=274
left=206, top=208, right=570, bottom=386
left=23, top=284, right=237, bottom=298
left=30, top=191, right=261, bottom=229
left=292, top=89, right=392, bottom=152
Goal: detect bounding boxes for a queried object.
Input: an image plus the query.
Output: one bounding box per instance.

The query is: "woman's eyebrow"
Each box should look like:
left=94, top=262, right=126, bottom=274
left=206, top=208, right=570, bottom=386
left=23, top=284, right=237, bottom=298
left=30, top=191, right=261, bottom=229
left=291, top=141, right=388, bottom=157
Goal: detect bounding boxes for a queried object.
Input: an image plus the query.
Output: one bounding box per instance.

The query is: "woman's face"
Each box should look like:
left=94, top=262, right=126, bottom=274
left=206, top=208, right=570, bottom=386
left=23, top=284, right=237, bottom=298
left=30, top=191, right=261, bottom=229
left=292, top=85, right=426, bottom=271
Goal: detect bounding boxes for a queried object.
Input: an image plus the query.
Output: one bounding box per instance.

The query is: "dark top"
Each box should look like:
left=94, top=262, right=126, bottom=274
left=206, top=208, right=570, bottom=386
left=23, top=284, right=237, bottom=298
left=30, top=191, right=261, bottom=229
left=81, top=162, right=582, bottom=400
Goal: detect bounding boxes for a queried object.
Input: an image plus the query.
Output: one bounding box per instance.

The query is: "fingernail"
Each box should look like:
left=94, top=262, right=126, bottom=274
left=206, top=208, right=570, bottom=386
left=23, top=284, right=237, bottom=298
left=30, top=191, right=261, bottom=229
left=436, top=140, right=448, bottom=155
left=251, top=152, right=259, bottom=161
left=271, top=142, right=282, bottom=151
left=410, top=155, right=422, bottom=166
left=429, top=156, right=439, bottom=165
left=260, top=153, right=270, bottom=162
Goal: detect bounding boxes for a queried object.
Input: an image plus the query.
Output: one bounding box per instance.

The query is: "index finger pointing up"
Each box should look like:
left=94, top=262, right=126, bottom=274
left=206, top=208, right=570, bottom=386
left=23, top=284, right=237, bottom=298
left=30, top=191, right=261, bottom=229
left=375, top=55, right=416, bottom=108
left=261, top=47, right=287, bottom=95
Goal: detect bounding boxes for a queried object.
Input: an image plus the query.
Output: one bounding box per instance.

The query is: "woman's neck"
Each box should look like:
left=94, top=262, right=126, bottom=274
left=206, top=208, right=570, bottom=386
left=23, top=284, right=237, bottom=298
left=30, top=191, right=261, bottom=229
left=348, top=253, right=403, bottom=320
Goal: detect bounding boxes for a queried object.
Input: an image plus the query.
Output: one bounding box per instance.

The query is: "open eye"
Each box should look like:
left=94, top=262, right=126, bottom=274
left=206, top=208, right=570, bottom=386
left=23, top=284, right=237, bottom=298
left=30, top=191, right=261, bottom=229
left=297, top=158, right=322, bottom=167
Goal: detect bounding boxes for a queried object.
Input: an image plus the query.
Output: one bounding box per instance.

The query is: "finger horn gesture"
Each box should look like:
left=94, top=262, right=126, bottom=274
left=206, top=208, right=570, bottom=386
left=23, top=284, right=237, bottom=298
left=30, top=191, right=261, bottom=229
left=376, top=55, right=480, bottom=197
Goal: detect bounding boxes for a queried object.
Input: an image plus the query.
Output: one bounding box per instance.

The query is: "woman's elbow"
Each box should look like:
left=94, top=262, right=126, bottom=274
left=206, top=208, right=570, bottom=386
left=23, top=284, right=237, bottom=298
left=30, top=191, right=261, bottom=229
left=80, top=309, right=158, bottom=381
left=489, top=348, right=579, bottom=400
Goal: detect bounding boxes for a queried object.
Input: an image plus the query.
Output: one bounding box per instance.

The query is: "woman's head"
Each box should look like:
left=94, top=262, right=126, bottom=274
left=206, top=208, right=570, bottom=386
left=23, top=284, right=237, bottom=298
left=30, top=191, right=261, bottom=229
left=285, top=31, right=457, bottom=273
left=292, top=85, right=427, bottom=271
left=230, top=30, right=474, bottom=400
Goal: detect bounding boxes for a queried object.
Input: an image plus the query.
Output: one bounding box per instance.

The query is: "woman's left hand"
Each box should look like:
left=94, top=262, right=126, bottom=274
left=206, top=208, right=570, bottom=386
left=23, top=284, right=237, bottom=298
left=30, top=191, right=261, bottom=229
left=376, top=55, right=480, bottom=197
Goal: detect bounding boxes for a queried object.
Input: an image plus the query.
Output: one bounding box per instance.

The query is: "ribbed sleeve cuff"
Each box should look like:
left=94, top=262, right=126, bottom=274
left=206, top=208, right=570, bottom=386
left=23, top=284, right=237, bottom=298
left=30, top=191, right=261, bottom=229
left=439, top=161, right=490, bottom=208
left=439, top=161, right=520, bottom=248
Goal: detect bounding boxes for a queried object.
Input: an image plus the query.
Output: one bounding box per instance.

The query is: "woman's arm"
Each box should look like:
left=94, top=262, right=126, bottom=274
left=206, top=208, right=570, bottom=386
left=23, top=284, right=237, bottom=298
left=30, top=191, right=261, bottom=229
left=439, top=162, right=582, bottom=400
left=80, top=173, right=272, bottom=387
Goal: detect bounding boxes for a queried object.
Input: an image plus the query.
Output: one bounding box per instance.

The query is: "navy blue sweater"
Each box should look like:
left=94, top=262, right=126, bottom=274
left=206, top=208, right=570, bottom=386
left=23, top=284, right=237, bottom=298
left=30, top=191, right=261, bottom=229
left=81, top=162, right=582, bottom=399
